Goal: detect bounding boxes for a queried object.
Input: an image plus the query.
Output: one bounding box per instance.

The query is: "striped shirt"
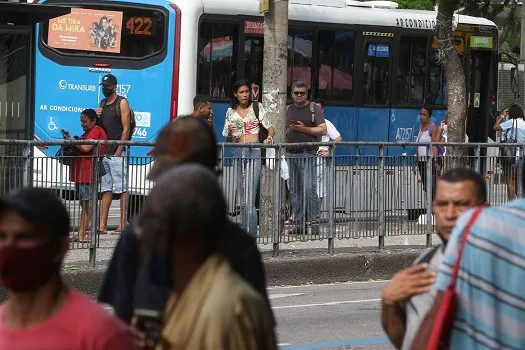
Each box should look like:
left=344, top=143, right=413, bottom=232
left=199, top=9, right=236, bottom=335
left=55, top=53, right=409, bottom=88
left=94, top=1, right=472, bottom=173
left=435, top=199, right=525, bottom=349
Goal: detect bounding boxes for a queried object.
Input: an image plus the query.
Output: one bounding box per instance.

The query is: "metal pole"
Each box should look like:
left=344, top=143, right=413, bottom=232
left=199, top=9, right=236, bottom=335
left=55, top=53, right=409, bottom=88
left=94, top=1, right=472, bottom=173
left=378, top=145, right=385, bottom=250
left=88, top=144, right=100, bottom=267
left=425, top=145, right=433, bottom=248
left=272, top=145, right=281, bottom=257
left=474, top=144, right=481, bottom=173
left=328, top=144, right=336, bottom=254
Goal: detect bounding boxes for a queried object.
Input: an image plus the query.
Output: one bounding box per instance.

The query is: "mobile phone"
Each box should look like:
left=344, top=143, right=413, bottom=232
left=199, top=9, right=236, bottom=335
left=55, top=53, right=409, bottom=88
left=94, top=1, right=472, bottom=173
left=133, top=308, right=163, bottom=343
left=60, top=129, right=70, bottom=137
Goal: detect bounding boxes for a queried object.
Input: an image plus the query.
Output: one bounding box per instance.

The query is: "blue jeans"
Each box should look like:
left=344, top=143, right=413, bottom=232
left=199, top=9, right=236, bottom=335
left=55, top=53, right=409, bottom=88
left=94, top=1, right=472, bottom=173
left=234, top=147, right=261, bottom=236
left=287, top=152, right=320, bottom=227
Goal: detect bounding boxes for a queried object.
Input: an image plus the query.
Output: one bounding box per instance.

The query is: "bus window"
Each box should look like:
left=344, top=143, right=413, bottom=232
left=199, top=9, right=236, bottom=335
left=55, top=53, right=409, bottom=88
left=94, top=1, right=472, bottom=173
left=397, top=36, right=427, bottom=106
left=317, top=31, right=354, bottom=103
left=244, top=37, right=264, bottom=91
left=41, top=6, right=166, bottom=59
left=288, top=30, right=313, bottom=91
left=197, top=21, right=238, bottom=99
left=363, top=42, right=391, bottom=106
left=427, top=48, right=448, bottom=106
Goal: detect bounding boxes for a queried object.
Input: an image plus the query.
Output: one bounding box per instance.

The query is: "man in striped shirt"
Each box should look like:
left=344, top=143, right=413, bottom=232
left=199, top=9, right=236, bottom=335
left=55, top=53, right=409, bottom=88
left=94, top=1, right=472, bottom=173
left=413, top=190, right=525, bottom=348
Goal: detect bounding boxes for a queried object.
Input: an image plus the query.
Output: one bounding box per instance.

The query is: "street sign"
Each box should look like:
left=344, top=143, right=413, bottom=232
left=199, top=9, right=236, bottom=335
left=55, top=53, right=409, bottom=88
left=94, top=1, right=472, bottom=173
left=473, top=92, right=480, bottom=108
left=252, top=84, right=260, bottom=102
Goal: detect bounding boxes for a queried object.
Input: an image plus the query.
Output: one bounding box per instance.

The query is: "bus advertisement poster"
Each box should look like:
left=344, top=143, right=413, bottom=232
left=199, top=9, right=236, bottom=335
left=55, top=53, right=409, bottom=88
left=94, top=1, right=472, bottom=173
left=47, top=8, right=123, bottom=54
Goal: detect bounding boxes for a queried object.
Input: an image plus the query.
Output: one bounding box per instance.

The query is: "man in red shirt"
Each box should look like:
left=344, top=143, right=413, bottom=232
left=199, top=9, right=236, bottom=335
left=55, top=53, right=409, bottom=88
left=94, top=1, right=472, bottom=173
left=0, top=188, right=132, bottom=349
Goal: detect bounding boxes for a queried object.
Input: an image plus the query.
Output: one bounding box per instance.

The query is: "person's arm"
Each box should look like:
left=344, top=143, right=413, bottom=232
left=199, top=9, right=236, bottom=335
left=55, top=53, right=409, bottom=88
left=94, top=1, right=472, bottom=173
left=381, top=263, right=436, bottom=349
left=290, top=122, right=327, bottom=136
left=114, top=98, right=131, bottom=156
left=494, top=110, right=509, bottom=131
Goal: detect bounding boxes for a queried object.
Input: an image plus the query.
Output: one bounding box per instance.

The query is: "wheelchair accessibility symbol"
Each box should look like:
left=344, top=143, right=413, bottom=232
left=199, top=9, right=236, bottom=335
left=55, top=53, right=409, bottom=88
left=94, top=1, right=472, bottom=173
left=48, top=117, right=57, bottom=131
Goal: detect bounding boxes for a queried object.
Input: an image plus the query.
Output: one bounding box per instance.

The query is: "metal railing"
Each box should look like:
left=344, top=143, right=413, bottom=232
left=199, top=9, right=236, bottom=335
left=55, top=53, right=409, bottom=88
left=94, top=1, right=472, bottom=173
left=0, top=139, right=521, bottom=265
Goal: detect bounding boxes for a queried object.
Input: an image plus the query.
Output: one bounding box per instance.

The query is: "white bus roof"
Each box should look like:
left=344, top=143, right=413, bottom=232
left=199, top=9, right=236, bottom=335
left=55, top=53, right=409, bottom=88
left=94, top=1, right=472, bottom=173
left=197, top=0, right=496, bottom=29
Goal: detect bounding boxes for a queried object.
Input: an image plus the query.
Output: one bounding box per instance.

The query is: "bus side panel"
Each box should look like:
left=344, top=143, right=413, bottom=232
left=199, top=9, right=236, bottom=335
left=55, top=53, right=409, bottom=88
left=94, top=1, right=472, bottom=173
left=356, top=107, right=390, bottom=160
left=388, top=108, right=447, bottom=159
left=212, top=102, right=230, bottom=142
left=34, top=5, right=177, bottom=160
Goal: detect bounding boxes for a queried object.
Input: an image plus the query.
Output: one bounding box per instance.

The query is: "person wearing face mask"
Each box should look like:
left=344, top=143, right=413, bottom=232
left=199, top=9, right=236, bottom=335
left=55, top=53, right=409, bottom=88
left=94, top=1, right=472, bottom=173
left=0, top=188, right=132, bottom=349
left=96, top=74, right=131, bottom=236
left=66, top=109, right=107, bottom=243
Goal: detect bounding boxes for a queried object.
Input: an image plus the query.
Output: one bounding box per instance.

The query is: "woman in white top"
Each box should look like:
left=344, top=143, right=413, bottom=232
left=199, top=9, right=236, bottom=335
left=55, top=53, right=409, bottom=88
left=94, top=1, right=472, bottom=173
left=414, top=106, right=441, bottom=200
left=494, top=104, right=525, bottom=200
left=222, top=80, right=275, bottom=236
left=314, top=98, right=342, bottom=206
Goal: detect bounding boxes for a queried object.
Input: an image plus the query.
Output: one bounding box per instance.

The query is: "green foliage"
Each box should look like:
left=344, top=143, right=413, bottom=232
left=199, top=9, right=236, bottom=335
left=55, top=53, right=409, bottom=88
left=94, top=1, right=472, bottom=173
left=397, top=0, right=436, bottom=10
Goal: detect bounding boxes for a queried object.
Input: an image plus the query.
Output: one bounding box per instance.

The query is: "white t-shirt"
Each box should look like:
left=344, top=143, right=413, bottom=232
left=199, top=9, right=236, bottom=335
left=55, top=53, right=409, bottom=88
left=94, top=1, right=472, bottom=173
left=318, top=119, right=341, bottom=152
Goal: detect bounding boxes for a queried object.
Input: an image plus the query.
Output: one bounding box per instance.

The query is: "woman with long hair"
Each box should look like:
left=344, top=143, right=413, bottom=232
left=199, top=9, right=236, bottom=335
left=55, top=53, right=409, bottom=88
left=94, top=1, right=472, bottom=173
left=494, top=104, right=525, bottom=200
left=66, top=109, right=107, bottom=243
left=222, top=80, right=275, bottom=236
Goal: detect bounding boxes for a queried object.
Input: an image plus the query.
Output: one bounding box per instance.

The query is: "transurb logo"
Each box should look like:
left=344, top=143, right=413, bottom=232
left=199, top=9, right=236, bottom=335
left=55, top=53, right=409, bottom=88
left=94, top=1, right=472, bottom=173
left=58, top=80, right=97, bottom=92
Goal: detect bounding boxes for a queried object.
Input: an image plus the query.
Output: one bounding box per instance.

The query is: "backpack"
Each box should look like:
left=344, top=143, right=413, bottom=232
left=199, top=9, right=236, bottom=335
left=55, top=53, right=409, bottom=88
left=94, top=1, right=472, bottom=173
left=99, top=96, right=136, bottom=140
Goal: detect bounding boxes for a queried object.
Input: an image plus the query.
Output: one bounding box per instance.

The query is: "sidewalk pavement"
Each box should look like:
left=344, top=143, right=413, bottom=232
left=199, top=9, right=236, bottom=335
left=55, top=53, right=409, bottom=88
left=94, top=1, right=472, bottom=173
left=39, top=233, right=438, bottom=301
left=0, top=233, right=438, bottom=302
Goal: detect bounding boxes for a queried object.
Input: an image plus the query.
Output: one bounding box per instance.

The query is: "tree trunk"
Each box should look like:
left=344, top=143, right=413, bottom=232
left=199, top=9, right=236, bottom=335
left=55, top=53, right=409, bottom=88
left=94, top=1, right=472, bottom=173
left=436, top=0, right=467, bottom=168
left=260, top=0, right=288, bottom=244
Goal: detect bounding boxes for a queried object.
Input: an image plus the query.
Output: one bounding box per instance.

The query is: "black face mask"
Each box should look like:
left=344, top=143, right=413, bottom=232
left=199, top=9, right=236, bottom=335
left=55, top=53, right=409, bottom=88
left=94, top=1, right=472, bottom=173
left=102, top=87, right=114, bottom=97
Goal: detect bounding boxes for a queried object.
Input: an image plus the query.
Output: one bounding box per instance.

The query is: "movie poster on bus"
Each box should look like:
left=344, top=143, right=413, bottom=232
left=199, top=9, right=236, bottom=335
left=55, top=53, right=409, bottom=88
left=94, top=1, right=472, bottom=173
left=47, top=8, right=123, bottom=54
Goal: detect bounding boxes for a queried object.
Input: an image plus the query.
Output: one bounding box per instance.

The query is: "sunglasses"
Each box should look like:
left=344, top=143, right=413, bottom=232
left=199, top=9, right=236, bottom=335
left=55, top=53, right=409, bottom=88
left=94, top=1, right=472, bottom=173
left=293, top=91, right=307, bottom=96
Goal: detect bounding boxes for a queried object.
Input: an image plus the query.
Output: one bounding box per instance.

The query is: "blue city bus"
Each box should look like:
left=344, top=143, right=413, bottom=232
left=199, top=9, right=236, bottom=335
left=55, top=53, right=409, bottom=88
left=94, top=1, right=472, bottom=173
left=32, top=0, right=499, bottom=217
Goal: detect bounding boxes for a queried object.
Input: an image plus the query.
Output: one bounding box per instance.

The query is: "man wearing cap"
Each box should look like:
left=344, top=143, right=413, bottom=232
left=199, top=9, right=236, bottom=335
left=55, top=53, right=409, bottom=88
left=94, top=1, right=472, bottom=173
left=96, top=74, right=131, bottom=235
left=0, top=188, right=132, bottom=349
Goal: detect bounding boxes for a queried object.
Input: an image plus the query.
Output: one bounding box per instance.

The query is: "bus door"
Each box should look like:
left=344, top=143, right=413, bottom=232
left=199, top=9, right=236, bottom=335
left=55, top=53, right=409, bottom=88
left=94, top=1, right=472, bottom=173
left=358, top=34, right=393, bottom=155
left=465, top=36, right=496, bottom=144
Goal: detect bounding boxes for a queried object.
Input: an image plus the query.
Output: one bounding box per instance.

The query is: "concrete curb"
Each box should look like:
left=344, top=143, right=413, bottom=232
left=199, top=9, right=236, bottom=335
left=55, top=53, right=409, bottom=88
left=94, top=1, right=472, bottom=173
left=0, top=248, right=425, bottom=302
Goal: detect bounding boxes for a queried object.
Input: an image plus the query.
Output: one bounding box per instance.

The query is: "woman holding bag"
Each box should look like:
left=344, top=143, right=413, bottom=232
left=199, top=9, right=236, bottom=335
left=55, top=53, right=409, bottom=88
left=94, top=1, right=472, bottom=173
left=67, top=108, right=107, bottom=243
left=222, top=79, right=275, bottom=237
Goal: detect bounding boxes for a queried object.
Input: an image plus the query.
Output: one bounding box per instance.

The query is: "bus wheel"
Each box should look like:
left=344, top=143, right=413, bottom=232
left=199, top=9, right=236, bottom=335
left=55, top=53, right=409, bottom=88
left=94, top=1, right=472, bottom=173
left=127, top=194, right=145, bottom=224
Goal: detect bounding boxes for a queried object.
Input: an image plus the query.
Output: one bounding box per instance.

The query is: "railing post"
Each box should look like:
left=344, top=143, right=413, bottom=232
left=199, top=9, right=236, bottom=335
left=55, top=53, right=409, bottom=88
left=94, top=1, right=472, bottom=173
left=328, top=143, right=336, bottom=255
left=88, top=143, right=100, bottom=267
left=272, top=145, right=281, bottom=257
left=474, top=144, right=481, bottom=173
left=425, top=144, right=433, bottom=248
left=24, top=142, right=31, bottom=187
left=518, top=145, right=524, bottom=198
left=378, top=144, right=385, bottom=250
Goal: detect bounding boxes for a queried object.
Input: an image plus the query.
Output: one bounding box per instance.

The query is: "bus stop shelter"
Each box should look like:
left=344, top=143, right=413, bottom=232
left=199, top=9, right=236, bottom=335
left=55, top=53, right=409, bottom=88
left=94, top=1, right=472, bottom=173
left=0, top=0, right=70, bottom=195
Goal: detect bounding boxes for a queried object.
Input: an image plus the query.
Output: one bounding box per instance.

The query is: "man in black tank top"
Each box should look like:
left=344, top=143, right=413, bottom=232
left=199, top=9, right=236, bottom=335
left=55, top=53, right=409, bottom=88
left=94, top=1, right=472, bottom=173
left=96, top=74, right=131, bottom=235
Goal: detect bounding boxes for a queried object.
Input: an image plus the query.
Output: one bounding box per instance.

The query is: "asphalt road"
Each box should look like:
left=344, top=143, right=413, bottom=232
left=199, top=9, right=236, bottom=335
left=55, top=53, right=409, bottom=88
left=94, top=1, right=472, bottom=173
left=270, top=281, right=394, bottom=350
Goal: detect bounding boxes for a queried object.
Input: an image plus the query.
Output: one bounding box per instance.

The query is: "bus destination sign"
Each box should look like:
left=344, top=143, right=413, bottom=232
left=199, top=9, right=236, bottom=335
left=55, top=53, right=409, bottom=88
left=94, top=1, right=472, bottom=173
left=470, top=36, right=493, bottom=49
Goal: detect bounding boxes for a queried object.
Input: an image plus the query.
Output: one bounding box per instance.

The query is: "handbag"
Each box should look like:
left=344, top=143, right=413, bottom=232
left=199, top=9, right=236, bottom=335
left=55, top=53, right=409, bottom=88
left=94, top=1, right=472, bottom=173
left=55, top=144, right=78, bottom=166
left=427, top=206, right=485, bottom=350
left=254, top=102, right=270, bottom=159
